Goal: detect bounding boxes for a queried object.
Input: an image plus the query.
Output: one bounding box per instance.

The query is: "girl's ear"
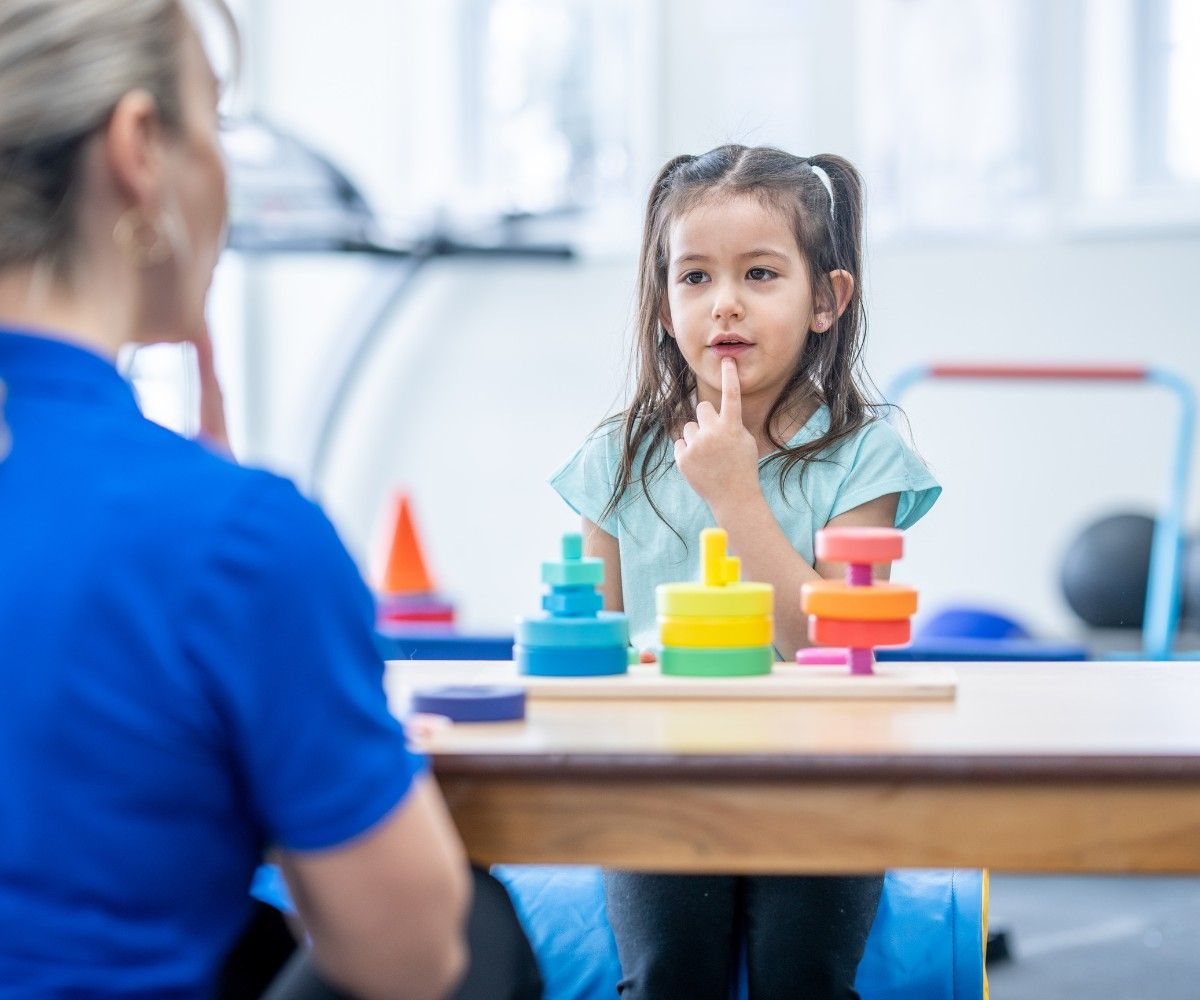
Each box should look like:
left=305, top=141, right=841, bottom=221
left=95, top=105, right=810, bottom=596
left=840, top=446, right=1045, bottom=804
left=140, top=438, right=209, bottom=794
left=659, top=303, right=676, bottom=339
left=811, top=269, right=855, bottom=333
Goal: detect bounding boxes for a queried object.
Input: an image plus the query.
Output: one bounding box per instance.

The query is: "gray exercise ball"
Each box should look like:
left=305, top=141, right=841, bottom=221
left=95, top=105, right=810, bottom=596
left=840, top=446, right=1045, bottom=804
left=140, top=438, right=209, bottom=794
left=1060, top=512, right=1155, bottom=629
left=1182, top=535, right=1200, bottom=629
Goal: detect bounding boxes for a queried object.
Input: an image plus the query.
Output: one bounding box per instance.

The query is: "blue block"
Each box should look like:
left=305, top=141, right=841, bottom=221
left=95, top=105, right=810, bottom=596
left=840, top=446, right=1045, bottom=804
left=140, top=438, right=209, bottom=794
left=542, top=559, right=604, bottom=588
left=543, top=589, right=605, bottom=617
left=516, top=612, right=628, bottom=649
left=516, top=644, right=629, bottom=677
left=411, top=685, right=526, bottom=722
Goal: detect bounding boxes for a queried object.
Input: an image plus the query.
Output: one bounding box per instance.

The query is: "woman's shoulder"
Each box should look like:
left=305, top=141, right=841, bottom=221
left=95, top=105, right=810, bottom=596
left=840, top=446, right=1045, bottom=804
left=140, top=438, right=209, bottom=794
left=113, top=421, right=340, bottom=577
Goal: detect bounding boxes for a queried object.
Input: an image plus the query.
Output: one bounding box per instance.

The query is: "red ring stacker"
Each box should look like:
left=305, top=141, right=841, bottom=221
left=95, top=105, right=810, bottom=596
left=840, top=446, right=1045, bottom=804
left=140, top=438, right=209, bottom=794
left=800, top=527, right=917, bottom=675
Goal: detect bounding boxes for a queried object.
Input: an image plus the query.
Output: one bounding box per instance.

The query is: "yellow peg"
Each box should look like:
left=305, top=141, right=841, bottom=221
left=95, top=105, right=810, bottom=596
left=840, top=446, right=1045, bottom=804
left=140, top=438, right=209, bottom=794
left=659, top=528, right=773, bottom=618
left=701, top=529, right=726, bottom=587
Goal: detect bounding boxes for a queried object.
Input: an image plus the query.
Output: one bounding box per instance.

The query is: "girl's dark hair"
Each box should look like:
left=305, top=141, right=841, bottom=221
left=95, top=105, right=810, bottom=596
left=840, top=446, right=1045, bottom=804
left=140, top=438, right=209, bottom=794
left=600, top=144, right=881, bottom=530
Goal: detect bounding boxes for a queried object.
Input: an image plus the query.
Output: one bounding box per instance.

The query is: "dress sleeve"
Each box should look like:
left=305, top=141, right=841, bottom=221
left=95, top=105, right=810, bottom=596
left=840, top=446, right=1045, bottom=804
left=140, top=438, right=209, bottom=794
left=549, top=423, right=622, bottom=537
left=828, top=419, right=942, bottom=529
left=186, top=472, right=426, bottom=852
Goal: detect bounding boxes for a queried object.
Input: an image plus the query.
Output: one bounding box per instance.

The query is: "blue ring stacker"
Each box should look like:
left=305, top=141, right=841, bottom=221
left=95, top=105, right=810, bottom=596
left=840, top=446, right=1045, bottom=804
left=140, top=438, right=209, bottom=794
left=411, top=685, right=526, bottom=722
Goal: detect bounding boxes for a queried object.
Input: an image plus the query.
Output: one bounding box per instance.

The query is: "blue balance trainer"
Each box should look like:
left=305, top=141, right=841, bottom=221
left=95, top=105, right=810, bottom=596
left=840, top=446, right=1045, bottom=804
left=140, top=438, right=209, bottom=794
left=515, top=534, right=630, bottom=677
left=252, top=865, right=987, bottom=1000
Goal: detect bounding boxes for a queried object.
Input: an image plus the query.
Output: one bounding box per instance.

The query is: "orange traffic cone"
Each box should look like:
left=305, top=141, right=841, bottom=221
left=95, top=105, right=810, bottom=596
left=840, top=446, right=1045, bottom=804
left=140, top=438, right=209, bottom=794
left=379, top=493, right=436, bottom=596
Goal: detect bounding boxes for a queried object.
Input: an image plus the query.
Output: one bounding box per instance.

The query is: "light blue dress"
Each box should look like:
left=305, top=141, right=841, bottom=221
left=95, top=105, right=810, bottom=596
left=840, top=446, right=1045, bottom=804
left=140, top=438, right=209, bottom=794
left=551, top=405, right=942, bottom=649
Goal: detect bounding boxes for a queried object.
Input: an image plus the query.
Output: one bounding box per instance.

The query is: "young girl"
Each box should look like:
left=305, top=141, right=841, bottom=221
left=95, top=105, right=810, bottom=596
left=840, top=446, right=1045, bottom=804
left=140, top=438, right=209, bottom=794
left=551, top=146, right=940, bottom=998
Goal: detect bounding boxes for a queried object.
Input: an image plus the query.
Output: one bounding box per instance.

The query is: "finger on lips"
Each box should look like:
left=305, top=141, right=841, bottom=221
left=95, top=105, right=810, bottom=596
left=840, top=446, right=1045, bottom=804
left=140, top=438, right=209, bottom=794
left=720, top=357, right=741, bottom=420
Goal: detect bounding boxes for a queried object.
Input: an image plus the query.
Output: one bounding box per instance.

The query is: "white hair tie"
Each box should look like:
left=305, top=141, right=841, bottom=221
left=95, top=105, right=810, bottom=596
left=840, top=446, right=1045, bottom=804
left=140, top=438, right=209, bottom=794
left=809, top=163, right=835, bottom=220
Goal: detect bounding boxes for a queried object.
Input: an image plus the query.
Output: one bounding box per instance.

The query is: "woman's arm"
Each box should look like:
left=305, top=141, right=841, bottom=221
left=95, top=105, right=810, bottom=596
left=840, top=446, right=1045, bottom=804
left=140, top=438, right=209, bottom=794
left=582, top=516, right=623, bottom=612
left=279, top=776, right=470, bottom=1000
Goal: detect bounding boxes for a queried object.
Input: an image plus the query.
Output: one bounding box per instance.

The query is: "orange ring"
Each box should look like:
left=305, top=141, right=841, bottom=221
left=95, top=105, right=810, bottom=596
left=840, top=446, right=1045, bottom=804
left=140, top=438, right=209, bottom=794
left=801, top=581, right=917, bottom=620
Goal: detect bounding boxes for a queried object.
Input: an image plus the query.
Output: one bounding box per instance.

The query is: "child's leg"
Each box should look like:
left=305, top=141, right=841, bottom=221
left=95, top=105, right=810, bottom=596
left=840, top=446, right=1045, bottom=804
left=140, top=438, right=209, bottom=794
left=743, top=874, right=883, bottom=1000
left=603, top=871, right=738, bottom=1000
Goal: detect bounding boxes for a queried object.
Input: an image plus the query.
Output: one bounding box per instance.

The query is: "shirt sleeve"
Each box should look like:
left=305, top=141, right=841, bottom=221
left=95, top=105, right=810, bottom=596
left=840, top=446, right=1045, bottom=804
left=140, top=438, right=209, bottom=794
left=186, top=472, right=425, bottom=852
left=828, top=419, right=942, bottom=529
left=549, top=423, right=622, bottom=537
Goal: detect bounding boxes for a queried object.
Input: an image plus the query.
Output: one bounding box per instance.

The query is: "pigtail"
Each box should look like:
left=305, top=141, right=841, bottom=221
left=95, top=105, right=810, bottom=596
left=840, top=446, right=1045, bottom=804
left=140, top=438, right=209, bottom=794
left=600, top=154, right=698, bottom=534
left=801, top=154, right=870, bottom=438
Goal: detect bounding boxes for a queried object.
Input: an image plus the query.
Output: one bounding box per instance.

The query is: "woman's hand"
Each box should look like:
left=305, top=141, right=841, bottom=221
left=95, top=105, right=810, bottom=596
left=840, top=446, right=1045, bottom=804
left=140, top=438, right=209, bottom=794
left=674, top=357, right=760, bottom=511
left=193, top=321, right=232, bottom=457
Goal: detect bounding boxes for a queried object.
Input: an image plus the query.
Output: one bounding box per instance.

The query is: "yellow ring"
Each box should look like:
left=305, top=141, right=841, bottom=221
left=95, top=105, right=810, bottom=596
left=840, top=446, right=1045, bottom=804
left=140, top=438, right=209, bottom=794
left=660, top=615, right=773, bottom=648
left=657, top=582, right=773, bottom=618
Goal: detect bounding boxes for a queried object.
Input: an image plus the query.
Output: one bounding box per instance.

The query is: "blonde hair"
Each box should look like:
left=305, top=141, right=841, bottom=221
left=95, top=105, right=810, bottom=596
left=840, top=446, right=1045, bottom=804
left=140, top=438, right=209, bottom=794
left=0, top=0, right=236, bottom=277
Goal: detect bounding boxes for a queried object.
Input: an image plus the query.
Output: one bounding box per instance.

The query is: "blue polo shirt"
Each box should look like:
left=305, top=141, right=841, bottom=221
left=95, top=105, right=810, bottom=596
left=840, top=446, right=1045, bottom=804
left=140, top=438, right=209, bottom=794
left=0, top=329, right=425, bottom=998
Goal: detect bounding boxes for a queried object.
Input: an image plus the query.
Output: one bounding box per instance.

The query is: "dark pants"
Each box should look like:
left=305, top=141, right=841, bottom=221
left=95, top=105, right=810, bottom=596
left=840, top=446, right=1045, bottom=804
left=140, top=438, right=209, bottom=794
left=603, top=872, right=883, bottom=1000
left=226, top=867, right=542, bottom=1000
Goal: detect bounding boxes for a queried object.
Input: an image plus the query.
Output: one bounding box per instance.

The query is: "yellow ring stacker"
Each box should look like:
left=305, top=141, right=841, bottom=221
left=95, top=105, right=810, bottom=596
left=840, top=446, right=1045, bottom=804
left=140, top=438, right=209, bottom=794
left=656, top=530, right=773, bottom=619
left=656, top=529, right=775, bottom=677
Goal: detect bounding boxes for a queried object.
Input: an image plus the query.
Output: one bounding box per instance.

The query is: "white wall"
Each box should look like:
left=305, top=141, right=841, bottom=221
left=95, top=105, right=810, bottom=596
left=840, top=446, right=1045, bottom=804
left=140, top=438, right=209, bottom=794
left=234, top=0, right=1200, bottom=640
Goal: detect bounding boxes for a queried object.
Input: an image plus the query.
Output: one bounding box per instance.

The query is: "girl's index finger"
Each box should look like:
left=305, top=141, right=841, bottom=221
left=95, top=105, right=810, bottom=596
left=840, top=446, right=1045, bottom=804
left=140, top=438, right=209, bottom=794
left=720, top=357, right=742, bottom=423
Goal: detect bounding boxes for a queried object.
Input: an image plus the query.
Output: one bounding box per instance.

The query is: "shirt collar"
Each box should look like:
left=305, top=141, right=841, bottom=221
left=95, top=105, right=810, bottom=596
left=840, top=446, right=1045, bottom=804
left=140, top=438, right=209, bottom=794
left=0, top=327, right=140, bottom=413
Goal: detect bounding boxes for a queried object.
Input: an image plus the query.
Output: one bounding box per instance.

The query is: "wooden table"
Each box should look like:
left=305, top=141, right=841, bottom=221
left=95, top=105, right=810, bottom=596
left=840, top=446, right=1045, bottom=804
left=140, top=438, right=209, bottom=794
left=385, top=660, right=1200, bottom=874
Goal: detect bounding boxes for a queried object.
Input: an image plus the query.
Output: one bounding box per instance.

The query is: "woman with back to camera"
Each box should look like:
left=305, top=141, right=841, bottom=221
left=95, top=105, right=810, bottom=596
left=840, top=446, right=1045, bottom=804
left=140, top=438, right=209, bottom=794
left=0, top=3, right=539, bottom=998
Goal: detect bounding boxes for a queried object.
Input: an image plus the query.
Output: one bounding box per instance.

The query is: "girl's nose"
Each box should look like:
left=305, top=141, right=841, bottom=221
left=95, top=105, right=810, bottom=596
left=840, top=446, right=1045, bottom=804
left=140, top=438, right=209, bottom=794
left=711, top=283, right=745, bottom=322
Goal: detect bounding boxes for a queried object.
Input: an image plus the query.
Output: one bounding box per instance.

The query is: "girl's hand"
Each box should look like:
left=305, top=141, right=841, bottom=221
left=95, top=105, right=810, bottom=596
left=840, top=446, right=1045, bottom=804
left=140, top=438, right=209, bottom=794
left=674, top=357, right=760, bottom=510
left=193, top=321, right=232, bottom=457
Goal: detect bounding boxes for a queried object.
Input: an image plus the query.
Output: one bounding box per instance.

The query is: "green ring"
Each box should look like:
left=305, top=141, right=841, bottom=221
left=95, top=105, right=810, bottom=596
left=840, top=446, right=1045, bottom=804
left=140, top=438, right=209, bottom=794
left=659, top=645, right=774, bottom=677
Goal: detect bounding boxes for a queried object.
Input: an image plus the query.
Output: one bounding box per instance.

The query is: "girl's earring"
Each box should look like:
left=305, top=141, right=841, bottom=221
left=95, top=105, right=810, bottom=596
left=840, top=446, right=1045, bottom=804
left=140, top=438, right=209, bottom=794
left=113, top=208, right=173, bottom=268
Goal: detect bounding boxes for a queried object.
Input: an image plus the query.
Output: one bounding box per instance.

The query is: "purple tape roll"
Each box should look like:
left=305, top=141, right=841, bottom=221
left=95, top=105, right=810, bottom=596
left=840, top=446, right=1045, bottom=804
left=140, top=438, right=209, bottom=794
left=410, top=685, right=526, bottom=723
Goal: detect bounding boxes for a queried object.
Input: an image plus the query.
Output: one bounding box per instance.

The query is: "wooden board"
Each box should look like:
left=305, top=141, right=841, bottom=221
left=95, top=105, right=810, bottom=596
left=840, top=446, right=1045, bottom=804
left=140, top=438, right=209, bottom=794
left=522, top=662, right=956, bottom=700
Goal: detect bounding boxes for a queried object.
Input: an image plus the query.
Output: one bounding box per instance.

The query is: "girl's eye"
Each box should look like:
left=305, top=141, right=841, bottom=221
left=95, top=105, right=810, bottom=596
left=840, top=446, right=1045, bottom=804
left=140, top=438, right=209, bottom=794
left=747, top=267, right=777, bottom=281
left=682, top=271, right=708, bottom=285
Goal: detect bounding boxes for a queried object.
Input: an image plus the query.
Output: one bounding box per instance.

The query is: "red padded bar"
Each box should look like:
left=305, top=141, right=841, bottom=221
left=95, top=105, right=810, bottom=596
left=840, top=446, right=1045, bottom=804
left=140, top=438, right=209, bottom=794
left=928, top=364, right=1148, bottom=382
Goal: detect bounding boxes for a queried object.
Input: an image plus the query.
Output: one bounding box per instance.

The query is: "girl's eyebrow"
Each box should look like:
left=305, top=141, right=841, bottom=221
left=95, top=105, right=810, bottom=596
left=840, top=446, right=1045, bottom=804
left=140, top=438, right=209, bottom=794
left=742, top=248, right=790, bottom=263
left=672, top=248, right=792, bottom=267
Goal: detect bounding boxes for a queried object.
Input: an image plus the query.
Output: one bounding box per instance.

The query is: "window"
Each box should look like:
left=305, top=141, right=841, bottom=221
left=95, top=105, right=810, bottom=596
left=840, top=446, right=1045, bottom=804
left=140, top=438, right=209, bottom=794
left=457, top=0, right=645, bottom=215
left=856, top=0, right=1046, bottom=237
left=859, top=0, right=1200, bottom=237
left=1079, top=0, right=1200, bottom=225
left=1162, top=0, right=1200, bottom=185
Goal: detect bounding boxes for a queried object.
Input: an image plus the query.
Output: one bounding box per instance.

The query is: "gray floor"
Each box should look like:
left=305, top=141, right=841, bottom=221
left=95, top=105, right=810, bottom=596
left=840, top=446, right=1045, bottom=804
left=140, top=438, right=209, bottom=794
left=987, top=875, right=1200, bottom=998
